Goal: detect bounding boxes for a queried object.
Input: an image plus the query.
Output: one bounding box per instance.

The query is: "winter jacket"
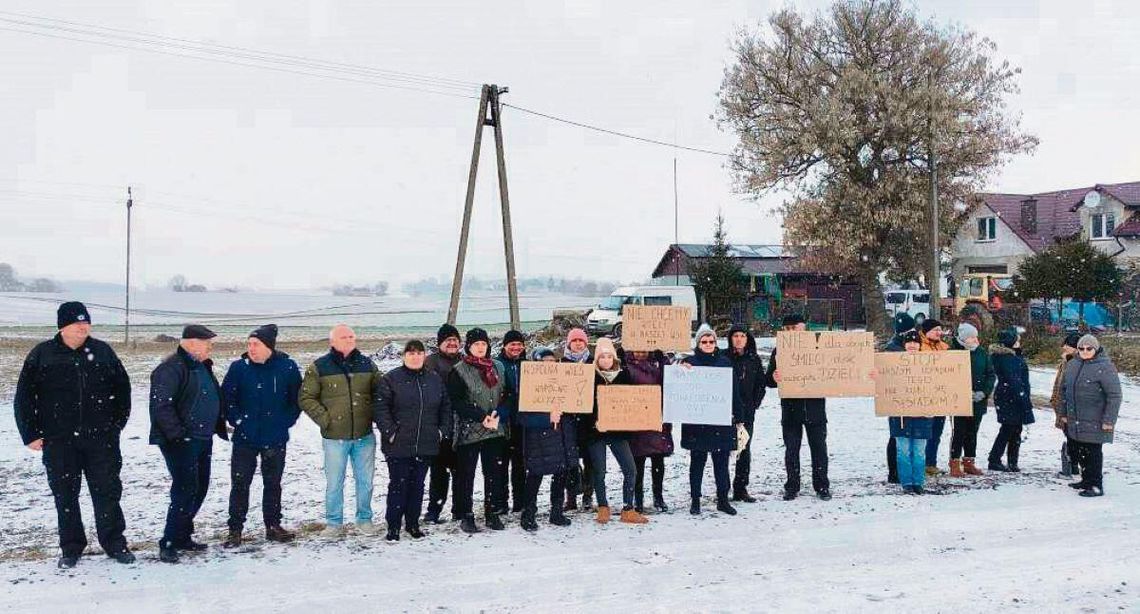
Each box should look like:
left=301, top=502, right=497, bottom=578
left=765, top=348, right=827, bottom=425
left=149, top=346, right=229, bottom=445
left=14, top=334, right=131, bottom=445
left=447, top=359, right=507, bottom=447
left=584, top=368, right=633, bottom=444
left=680, top=349, right=739, bottom=452
left=919, top=332, right=949, bottom=352
left=625, top=351, right=674, bottom=458
left=951, top=338, right=995, bottom=420
left=1050, top=355, right=1074, bottom=429
left=728, top=325, right=766, bottom=418
left=425, top=351, right=462, bottom=381
left=1060, top=349, right=1122, bottom=444
left=221, top=351, right=302, bottom=448
left=883, top=337, right=930, bottom=439
left=990, top=344, right=1035, bottom=426
left=374, top=365, right=453, bottom=457
left=498, top=349, right=526, bottom=437
left=517, top=410, right=579, bottom=476
left=300, top=348, right=380, bottom=440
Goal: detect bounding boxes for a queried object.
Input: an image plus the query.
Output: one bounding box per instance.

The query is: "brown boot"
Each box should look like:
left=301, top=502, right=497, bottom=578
left=595, top=505, right=611, bottom=524
left=222, top=530, right=242, bottom=549
left=963, top=458, right=984, bottom=476
left=620, top=507, right=649, bottom=524
left=949, top=459, right=965, bottom=478
left=266, top=525, right=296, bottom=543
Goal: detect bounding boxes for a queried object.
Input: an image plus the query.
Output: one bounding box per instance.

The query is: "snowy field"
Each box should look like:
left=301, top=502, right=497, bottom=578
left=1, top=349, right=1137, bottom=612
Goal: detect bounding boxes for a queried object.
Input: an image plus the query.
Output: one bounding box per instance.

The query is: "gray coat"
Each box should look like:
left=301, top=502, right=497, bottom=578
left=1060, top=350, right=1122, bottom=444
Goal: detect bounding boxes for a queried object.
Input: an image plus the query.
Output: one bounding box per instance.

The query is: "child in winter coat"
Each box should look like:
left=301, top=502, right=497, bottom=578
left=988, top=327, right=1034, bottom=472
left=889, top=331, right=935, bottom=494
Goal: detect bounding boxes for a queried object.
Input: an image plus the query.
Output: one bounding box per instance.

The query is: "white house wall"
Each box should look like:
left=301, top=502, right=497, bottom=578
left=950, top=203, right=1035, bottom=276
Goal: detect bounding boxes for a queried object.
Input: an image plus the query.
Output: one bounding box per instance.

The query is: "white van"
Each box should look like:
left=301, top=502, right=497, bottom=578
left=586, top=285, right=699, bottom=337
left=884, top=289, right=931, bottom=324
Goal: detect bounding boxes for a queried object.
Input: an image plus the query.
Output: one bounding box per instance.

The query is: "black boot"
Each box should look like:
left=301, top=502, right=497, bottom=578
left=653, top=493, right=668, bottom=513
left=423, top=509, right=441, bottom=524
left=108, top=550, right=136, bottom=565
left=716, top=496, right=738, bottom=516
left=634, top=489, right=645, bottom=514
left=385, top=528, right=400, bottom=542
left=485, top=511, right=505, bottom=531
left=158, top=547, right=180, bottom=564
left=1007, top=442, right=1021, bottom=472
left=460, top=515, right=481, bottom=534
left=732, top=488, right=757, bottom=503
left=520, top=508, right=539, bottom=532
left=549, top=511, right=571, bottom=527
left=406, top=525, right=426, bottom=539
left=57, top=554, right=79, bottom=569
left=988, top=458, right=1009, bottom=472
left=689, top=497, right=700, bottom=515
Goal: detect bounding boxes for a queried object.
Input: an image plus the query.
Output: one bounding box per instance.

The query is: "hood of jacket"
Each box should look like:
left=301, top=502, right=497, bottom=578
left=727, top=324, right=758, bottom=358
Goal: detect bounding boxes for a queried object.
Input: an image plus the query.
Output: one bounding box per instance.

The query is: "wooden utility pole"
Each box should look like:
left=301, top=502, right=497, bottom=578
left=447, top=84, right=521, bottom=329
left=125, top=186, right=133, bottom=344
left=928, top=73, right=940, bottom=317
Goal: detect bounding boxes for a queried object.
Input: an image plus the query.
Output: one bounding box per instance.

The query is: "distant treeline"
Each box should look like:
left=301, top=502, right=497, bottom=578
left=402, top=276, right=618, bottom=297
left=0, top=263, right=63, bottom=293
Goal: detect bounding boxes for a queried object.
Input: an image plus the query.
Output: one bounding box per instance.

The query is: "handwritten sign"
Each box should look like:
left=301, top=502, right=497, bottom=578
left=776, top=331, right=875, bottom=398
left=519, top=362, right=595, bottom=414
left=662, top=365, right=732, bottom=426
left=597, top=386, right=663, bottom=432
left=874, top=351, right=972, bottom=417
left=622, top=305, right=693, bottom=352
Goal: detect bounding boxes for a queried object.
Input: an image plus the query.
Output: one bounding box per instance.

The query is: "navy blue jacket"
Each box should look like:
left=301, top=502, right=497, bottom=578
left=517, top=410, right=579, bottom=476
left=680, top=349, right=740, bottom=452
left=149, top=346, right=229, bottom=445
left=884, top=338, right=932, bottom=439
left=374, top=365, right=453, bottom=458
left=990, top=344, right=1035, bottom=425
left=221, top=351, right=302, bottom=448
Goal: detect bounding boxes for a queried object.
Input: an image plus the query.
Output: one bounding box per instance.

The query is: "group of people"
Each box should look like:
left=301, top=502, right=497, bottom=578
left=13, top=301, right=1122, bottom=570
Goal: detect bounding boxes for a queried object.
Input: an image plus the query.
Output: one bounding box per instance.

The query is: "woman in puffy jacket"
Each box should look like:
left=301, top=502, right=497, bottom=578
left=987, top=327, right=1034, bottom=473
left=1059, top=334, right=1122, bottom=497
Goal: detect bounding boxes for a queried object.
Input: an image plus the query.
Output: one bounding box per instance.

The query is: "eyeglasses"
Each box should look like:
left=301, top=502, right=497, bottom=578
left=699, top=339, right=716, bottom=345
left=1077, top=346, right=1095, bottom=351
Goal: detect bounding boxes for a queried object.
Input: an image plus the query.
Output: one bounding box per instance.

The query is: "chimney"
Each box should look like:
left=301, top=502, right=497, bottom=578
left=1020, top=198, right=1038, bottom=234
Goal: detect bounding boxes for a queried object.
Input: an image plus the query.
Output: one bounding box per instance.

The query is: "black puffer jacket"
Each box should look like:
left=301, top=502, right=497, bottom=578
left=14, top=334, right=131, bottom=445
left=765, top=348, right=826, bottom=425
left=149, top=346, right=229, bottom=445
left=374, top=365, right=453, bottom=458
left=728, top=325, right=765, bottom=418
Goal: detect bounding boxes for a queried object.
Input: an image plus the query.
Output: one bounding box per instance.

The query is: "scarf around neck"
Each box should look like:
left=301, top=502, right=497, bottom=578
left=463, top=355, right=499, bottom=388
left=564, top=347, right=591, bottom=363
left=597, top=366, right=621, bottom=384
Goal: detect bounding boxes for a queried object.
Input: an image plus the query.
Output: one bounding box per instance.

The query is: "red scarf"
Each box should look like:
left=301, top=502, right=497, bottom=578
left=463, top=355, right=499, bottom=388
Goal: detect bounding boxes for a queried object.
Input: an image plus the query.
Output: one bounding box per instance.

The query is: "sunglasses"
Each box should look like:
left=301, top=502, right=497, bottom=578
left=699, top=339, right=716, bottom=345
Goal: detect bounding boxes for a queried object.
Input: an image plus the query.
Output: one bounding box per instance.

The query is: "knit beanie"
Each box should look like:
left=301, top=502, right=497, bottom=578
left=437, top=323, right=461, bottom=345
left=57, top=301, right=91, bottom=329
left=249, top=324, right=278, bottom=351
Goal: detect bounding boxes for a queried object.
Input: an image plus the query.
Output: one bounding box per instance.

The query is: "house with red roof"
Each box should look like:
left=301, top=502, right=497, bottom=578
left=950, top=180, right=1140, bottom=278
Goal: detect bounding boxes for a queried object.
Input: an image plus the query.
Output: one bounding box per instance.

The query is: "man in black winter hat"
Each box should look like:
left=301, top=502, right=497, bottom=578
left=15, top=301, right=135, bottom=568
left=424, top=323, right=464, bottom=524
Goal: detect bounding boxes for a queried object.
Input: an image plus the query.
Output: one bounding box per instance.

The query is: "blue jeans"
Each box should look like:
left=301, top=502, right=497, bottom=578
left=322, top=434, right=376, bottom=526
left=895, top=437, right=927, bottom=488
left=587, top=437, right=637, bottom=508
left=925, top=417, right=946, bottom=468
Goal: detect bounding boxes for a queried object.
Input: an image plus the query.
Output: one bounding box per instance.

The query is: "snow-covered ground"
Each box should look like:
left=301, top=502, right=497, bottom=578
left=1, top=351, right=1137, bottom=612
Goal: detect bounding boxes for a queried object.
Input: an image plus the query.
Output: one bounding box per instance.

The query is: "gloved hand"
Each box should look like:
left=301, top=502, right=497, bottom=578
left=972, top=391, right=985, bottom=402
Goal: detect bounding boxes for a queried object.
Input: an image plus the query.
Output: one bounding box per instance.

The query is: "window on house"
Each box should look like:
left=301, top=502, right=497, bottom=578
left=1091, top=212, right=1116, bottom=239
left=976, top=217, right=996, bottom=242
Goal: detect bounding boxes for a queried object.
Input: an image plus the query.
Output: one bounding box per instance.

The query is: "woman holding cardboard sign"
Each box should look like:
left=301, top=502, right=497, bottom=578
left=627, top=349, right=673, bottom=513
left=515, top=348, right=577, bottom=531
left=586, top=338, right=646, bottom=525
left=682, top=325, right=740, bottom=516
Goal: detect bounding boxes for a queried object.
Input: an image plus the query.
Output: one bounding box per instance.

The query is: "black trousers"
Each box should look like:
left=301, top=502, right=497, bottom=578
left=733, top=416, right=756, bottom=493
left=160, top=438, right=213, bottom=550
left=1063, top=436, right=1083, bottom=475
left=989, top=423, right=1023, bottom=465
left=42, top=435, right=127, bottom=557
left=426, top=438, right=456, bottom=519
left=565, top=450, right=595, bottom=502
left=949, top=416, right=980, bottom=459
left=783, top=419, right=829, bottom=494
left=507, top=429, right=526, bottom=510
left=689, top=450, right=731, bottom=499
left=523, top=470, right=567, bottom=513
left=385, top=456, right=432, bottom=531
left=887, top=435, right=897, bottom=483
left=634, top=455, right=665, bottom=503
left=453, top=437, right=506, bottom=518
left=227, top=444, right=287, bottom=531
left=1071, top=440, right=1104, bottom=488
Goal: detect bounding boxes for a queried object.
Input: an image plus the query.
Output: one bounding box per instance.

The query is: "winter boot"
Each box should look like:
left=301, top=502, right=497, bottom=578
left=158, top=547, right=180, bottom=564
left=595, top=505, right=611, bottom=524
left=716, top=496, right=738, bottom=516
left=265, top=526, right=295, bottom=543
left=108, top=550, right=136, bottom=565
left=581, top=490, right=594, bottom=512
left=1069, top=480, right=1090, bottom=489
left=549, top=511, right=572, bottom=527
left=57, top=554, right=79, bottom=569
left=223, top=529, right=243, bottom=549
left=485, top=511, right=505, bottom=531
left=564, top=495, right=578, bottom=512
left=782, top=490, right=797, bottom=501
left=689, top=497, right=701, bottom=515
left=949, top=459, right=965, bottom=478
left=423, top=509, right=441, bottom=524
left=460, top=515, right=481, bottom=534
left=817, top=489, right=832, bottom=501
left=1079, top=485, right=1104, bottom=497
left=619, top=506, right=649, bottom=524
left=963, top=458, right=984, bottom=476
left=385, top=528, right=400, bottom=542
left=988, top=458, right=1008, bottom=472
left=925, top=465, right=942, bottom=477
left=520, top=508, right=539, bottom=532
left=732, top=488, right=757, bottom=503
left=653, top=494, right=669, bottom=513
left=406, top=525, right=426, bottom=539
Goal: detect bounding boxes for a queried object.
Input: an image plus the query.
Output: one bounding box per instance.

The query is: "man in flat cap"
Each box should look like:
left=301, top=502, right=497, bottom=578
left=149, top=324, right=229, bottom=563
left=220, top=324, right=302, bottom=548
left=14, top=301, right=134, bottom=568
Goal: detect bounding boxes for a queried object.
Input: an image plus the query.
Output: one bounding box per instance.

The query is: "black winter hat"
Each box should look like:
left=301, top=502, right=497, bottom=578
left=782, top=314, right=805, bottom=327
left=437, top=323, right=461, bottom=345
left=920, top=318, right=943, bottom=334
left=503, top=329, right=526, bottom=345
left=249, top=324, right=278, bottom=351
left=1062, top=333, right=1082, bottom=349
left=465, top=327, right=490, bottom=350
left=893, top=312, right=916, bottom=335
left=57, top=301, right=91, bottom=329
left=902, top=330, right=922, bottom=345
left=997, top=327, right=1019, bottom=349
left=404, top=339, right=426, bottom=354
left=182, top=324, right=217, bottom=340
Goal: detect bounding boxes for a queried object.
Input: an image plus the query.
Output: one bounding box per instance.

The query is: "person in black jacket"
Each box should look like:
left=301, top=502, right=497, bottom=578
left=424, top=323, right=463, bottom=524
left=727, top=324, right=765, bottom=502
left=988, top=327, right=1034, bottom=472
left=14, top=302, right=134, bottom=568
left=884, top=312, right=916, bottom=483
left=515, top=348, right=577, bottom=531
left=149, top=324, right=229, bottom=564
left=375, top=340, right=453, bottom=541
left=766, top=314, right=831, bottom=501
left=498, top=329, right=528, bottom=515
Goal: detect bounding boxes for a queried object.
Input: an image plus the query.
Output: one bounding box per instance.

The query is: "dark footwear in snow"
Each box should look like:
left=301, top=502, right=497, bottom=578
left=57, top=554, right=79, bottom=569
left=782, top=491, right=797, bottom=501
left=549, top=512, right=571, bottom=527
left=520, top=509, right=539, bottom=532
left=108, top=550, right=135, bottom=565
left=689, top=497, right=700, bottom=515
left=732, top=490, right=757, bottom=503
left=1008, top=465, right=1021, bottom=473
left=406, top=526, right=426, bottom=539
left=460, top=515, right=481, bottom=534
left=223, top=530, right=243, bottom=549
left=158, top=547, right=180, bottom=564
left=988, top=461, right=1008, bottom=472
left=385, top=529, right=400, bottom=542
left=817, top=490, right=832, bottom=501
left=1079, top=486, right=1104, bottom=497
left=653, top=495, right=668, bottom=513
left=485, top=513, right=505, bottom=531
left=716, top=497, right=738, bottom=516
left=423, top=510, right=442, bottom=524
left=266, top=525, right=296, bottom=543
left=912, top=485, right=925, bottom=495
left=176, top=539, right=208, bottom=552
left=564, top=497, right=578, bottom=512
left=1069, top=481, right=1090, bottom=489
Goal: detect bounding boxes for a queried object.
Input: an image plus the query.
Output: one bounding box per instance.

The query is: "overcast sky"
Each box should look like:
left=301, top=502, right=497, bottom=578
left=2, top=0, right=1138, bottom=291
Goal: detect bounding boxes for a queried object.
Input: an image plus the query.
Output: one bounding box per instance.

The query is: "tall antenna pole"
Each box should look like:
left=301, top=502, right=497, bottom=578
left=674, top=157, right=679, bottom=286
left=125, top=186, right=133, bottom=344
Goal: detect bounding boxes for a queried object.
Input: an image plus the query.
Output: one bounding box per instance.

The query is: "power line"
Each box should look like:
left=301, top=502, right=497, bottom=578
left=503, top=103, right=731, bottom=157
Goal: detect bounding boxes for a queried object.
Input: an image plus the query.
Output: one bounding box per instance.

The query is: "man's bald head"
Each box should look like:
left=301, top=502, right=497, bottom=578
left=329, top=324, right=356, bottom=357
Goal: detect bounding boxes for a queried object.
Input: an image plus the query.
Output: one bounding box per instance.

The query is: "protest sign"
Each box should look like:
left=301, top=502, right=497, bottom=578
left=519, top=362, right=595, bottom=414
left=874, top=351, right=973, bottom=417
left=597, top=385, right=663, bottom=432
left=622, top=305, right=693, bottom=352
left=775, top=330, right=875, bottom=398
left=662, top=365, right=732, bottom=426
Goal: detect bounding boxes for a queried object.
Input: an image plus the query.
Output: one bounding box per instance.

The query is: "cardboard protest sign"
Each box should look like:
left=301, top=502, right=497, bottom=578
left=874, top=351, right=973, bottom=417
left=776, top=331, right=875, bottom=398
left=519, top=362, right=595, bottom=414
left=662, top=365, right=732, bottom=426
left=621, top=305, right=693, bottom=352
left=596, top=385, right=663, bottom=432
